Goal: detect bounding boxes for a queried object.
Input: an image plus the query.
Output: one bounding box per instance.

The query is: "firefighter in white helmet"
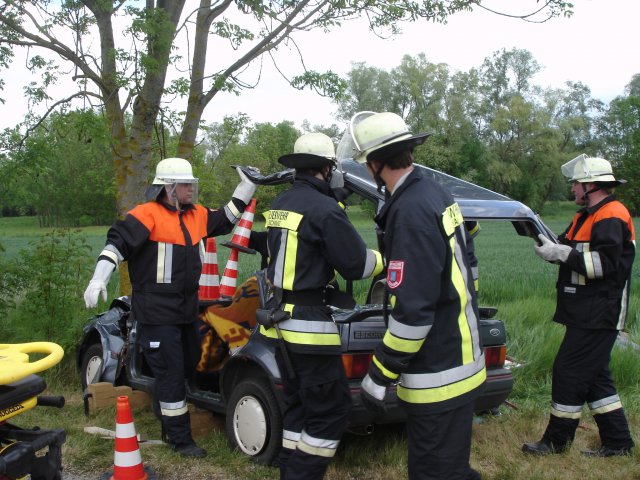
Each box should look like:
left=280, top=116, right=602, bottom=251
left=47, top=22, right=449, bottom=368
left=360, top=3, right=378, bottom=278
left=259, top=132, right=383, bottom=479
left=523, top=154, right=635, bottom=457
left=83, top=158, right=257, bottom=458
left=351, top=112, right=485, bottom=480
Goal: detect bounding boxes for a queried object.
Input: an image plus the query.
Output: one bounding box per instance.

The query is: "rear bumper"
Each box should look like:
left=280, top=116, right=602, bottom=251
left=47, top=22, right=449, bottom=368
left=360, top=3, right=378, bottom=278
left=346, top=366, right=513, bottom=426
left=474, top=367, right=513, bottom=412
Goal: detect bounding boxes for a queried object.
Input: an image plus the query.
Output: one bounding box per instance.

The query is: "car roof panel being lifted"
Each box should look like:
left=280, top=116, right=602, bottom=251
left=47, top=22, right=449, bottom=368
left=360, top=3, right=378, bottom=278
left=340, top=160, right=557, bottom=242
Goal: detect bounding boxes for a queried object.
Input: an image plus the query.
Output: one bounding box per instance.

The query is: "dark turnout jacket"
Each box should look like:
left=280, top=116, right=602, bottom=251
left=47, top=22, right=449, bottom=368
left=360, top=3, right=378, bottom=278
left=554, top=196, right=635, bottom=330
left=99, top=199, right=244, bottom=325
left=369, top=168, right=486, bottom=414
left=259, top=174, right=383, bottom=355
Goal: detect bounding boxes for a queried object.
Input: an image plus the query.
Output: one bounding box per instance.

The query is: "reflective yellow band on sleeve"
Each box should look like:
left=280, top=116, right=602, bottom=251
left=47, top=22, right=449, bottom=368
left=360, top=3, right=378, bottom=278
left=372, top=355, right=399, bottom=381
left=383, top=331, right=425, bottom=354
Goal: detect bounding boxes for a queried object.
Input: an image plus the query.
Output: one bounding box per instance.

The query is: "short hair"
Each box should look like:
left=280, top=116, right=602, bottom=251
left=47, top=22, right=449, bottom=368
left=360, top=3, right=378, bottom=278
left=296, top=166, right=325, bottom=177
left=595, top=182, right=616, bottom=195
left=376, top=149, right=414, bottom=170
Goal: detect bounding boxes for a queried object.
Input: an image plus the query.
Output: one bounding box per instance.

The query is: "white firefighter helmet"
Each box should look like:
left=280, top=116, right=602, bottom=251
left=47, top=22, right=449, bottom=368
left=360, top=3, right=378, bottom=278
left=146, top=157, right=199, bottom=203
left=152, top=157, right=198, bottom=185
left=350, top=111, right=430, bottom=164
left=279, top=132, right=337, bottom=169
left=560, top=154, right=625, bottom=185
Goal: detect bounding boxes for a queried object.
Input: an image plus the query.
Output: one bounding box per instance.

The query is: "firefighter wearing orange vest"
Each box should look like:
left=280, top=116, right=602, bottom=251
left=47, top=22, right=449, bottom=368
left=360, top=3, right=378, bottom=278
left=523, top=154, right=635, bottom=457
left=83, top=158, right=256, bottom=458
left=259, top=133, right=383, bottom=480
left=351, top=112, right=485, bottom=480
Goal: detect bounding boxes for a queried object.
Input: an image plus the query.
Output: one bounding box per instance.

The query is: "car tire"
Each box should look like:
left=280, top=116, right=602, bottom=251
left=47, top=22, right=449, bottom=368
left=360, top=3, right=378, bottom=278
left=225, top=377, right=282, bottom=466
left=80, top=343, right=103, bottom=391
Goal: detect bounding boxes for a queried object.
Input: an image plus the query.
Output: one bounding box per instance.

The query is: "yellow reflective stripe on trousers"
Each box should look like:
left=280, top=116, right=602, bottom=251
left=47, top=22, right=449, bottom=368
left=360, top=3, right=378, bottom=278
left=398, top=366, right=486, bottom=404
left=160, top=399, right=188, bottom=417
left=551, top=401, right=583, bottom=419
left=297, top=430, right=340, bottom=458
left=282, top=429, right=301, bottom=450
left=589, top=394, right=623, bottom=415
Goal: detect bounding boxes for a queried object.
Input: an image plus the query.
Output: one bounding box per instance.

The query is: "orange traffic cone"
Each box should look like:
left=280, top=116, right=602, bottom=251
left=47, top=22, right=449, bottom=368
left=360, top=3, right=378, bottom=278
left=199, top=237, right=220, bottom=300
left=219, top=248, right=239, bottom=298
left=221, top=198, right=257, bottom=254
left=102, top=396, right=154, bottom=480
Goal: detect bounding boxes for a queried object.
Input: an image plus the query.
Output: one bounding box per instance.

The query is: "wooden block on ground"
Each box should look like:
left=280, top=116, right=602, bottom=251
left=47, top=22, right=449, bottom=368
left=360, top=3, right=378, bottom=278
left=87, top=382, right=116, bottom=396
left=188, top=404, right=224, bottom=438
left=113, top=385, right=133, bottom=397
left=129, top=390, right=151, bottom=410
left=86, top=382, right=151, bottom=414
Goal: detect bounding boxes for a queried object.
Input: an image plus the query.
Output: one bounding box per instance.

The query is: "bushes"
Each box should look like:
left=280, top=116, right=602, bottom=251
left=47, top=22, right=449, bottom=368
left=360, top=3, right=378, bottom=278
left=1, top=229, right=92, bottom=351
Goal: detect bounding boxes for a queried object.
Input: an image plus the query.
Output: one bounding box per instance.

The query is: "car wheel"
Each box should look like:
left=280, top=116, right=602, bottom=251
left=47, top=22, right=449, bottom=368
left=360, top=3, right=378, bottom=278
left=225, top=377, right=282, bottom=466
left=81, top=343, right=103, bottom=390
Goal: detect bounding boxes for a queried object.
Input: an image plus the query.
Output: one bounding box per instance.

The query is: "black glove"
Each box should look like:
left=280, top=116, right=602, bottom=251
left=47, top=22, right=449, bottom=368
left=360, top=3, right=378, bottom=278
left=360, top=373, right=388, bottom=415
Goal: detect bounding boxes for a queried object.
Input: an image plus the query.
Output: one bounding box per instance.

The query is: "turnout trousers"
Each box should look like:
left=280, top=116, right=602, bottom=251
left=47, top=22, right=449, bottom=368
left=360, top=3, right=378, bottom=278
left=406, top=400, right=481, bottom=480
left=138, top=323, right=201, bottom=447
left=543, top=326, right=634, bottom=450
left=276, top=350, right=351, bottom=480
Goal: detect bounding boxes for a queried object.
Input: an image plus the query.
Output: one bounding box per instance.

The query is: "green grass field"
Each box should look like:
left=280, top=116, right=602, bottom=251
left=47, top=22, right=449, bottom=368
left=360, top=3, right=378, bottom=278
left=1, top=203, right=639, bottom=479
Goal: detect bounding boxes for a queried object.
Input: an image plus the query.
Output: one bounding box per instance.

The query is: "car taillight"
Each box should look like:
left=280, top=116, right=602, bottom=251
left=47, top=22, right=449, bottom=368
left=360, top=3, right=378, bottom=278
left=342, top=353, right=373, bottom=379
left=484, top=345, right=506, bottom=368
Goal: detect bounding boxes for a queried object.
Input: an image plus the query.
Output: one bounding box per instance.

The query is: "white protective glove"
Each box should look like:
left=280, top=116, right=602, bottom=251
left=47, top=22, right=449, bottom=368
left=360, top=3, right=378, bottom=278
left=84, top=259, right=116, bottom=308
left=232, top=166, right=258, bottom=204
left=534, top=234, right=572, bottom=263
left=360, top=373, right=388, bottom=414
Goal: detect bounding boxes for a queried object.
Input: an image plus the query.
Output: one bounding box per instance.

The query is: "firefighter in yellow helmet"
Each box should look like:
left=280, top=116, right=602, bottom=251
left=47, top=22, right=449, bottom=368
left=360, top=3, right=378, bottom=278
left=84, top=158, right=257, bottom=458
left=351, top=112, right=485, bottom=480
left=259, top=132, right=383, bottom=479
left=522, top=154, right=635, bottom=457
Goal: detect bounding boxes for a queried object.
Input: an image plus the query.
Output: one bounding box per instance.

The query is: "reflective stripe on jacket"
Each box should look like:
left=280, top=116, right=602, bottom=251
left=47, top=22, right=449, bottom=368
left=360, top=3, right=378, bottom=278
left=554, top=196, right=635, bottom=330
left=371, top=168, right=486, bottom=414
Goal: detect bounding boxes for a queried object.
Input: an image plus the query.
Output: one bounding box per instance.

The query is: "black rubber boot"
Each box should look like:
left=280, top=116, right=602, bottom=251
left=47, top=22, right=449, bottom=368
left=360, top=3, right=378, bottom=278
left=581, top=445, right=633, bottom=457
left=522, top=439, right=566, bottom=455
left=172, top=442, right=207, bottom=458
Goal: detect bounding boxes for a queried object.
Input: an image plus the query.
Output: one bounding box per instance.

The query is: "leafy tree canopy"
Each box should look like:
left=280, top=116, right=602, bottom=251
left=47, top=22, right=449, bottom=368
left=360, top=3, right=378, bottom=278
left=0, top=0, right=573, bottom=217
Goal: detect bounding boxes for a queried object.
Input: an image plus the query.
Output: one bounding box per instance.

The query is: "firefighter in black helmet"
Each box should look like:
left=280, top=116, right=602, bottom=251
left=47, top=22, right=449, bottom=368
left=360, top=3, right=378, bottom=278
left=259, top=132, right=383, bottom=480
left=351, top=112, right=485, bottom=480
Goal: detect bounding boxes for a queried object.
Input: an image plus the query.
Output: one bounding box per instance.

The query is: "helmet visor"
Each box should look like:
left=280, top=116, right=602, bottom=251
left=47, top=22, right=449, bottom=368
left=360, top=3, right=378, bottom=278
left=166, top=182, right=199, bottom=205
left=336, top=111, right=378, bottom=165
left=560, top=154, right=587, bottom=181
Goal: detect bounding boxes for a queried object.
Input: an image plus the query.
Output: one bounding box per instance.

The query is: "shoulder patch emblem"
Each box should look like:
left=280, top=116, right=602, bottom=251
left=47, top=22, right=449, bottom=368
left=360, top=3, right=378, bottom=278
left=387, top=260, right=404, bottom=289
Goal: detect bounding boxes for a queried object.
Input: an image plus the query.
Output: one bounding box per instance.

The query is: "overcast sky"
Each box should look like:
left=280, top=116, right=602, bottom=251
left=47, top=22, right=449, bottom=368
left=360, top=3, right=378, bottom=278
left=1, top=0, right=638, bottom=132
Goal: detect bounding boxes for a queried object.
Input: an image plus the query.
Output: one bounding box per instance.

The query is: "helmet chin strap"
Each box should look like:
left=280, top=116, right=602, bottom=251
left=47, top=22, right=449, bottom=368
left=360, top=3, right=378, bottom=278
left=368, top=161, right=386, bottom=194
left=581, top=183, right=600, bottom=207
left=321, top=166, right=333, bottom=184
left=165, top=184, right=181, bottom=210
